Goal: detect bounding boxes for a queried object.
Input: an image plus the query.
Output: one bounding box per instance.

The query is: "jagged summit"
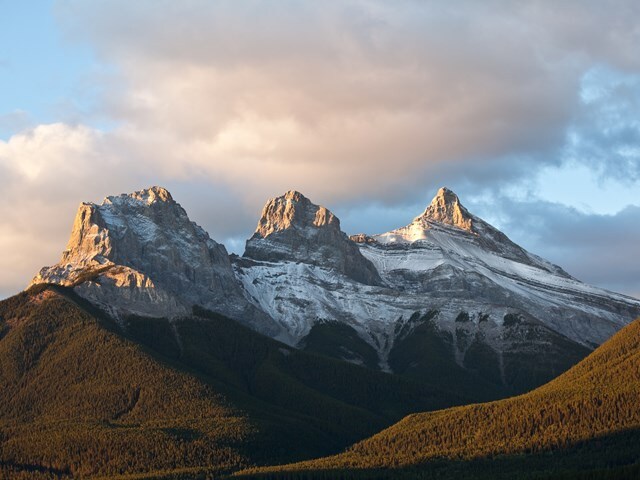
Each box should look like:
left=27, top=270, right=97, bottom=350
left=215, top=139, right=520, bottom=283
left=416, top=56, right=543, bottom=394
left=361, top=187, right=554, bottom=269
left=418, top=187, right=474, bottom=232
left=349, top=187, right=478, bottom=245
left=362, top=187, right=571, bottom=277
left=253, top=190, right=340, bottom=238
left=105, top=185, right=174, bottom=206
left=243, top=190, right=382, bottom=286
left=30, top=186, right=279, bottom=335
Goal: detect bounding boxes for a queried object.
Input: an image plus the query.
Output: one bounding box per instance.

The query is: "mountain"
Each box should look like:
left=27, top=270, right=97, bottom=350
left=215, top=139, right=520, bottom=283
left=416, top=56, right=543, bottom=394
left=235, top=188, right=640, bottom=397
left=234, top=317, right=640, bottom=479
left=28, top=186, right=640, bottom=397
left=244, top=190, right=382, bottom=286
left=30, top=186, right=282, bottom=338
left=0, top=285, right=460, bottom=478
left=7, top=185, right=640, bottom=478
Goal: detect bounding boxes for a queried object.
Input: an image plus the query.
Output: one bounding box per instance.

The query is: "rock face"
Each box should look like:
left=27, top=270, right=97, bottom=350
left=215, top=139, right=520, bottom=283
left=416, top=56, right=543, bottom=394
left=421, top=187, right=474, bottom=231
left=234, top=187, right=640, bottom=394
left=244, top=190, right=382, bottom=286
left=30, top=187, right=280, bottom=336
left=27, top=185, right=640, bottom=397
left=370, top=187, right=568, bottom=274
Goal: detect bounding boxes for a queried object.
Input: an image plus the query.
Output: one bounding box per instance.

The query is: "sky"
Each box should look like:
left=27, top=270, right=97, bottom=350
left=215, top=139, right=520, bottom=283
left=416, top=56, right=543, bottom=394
left=0, top=0, right=639, bottom=299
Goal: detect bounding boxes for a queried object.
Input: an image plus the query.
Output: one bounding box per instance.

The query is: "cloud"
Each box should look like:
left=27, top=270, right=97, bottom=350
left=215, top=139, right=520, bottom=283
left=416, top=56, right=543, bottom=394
left=479, top=198, right=640, bottom=298
left=51, top=0, right=640, bottom=205
left=0, top=124, right=124, bottom=294
left=2, top=1, right=640, bottom=297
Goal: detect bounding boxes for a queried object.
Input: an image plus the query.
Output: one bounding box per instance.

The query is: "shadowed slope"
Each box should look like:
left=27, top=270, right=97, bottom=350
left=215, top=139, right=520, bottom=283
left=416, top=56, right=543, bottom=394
left=236, top=318, right=640, bottom=479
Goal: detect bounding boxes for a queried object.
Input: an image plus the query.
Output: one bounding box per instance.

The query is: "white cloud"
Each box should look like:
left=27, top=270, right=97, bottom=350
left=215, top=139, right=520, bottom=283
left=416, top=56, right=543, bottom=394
left=2, top=1, right=640, bottom=297
left=0, top=123, right=133, bottom=295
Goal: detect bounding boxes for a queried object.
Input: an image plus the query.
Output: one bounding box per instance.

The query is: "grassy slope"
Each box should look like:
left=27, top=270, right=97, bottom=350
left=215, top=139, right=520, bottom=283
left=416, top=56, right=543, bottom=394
left=236, top=318, right=640, bottom=479
left=0, top=286, right=462, bottom=478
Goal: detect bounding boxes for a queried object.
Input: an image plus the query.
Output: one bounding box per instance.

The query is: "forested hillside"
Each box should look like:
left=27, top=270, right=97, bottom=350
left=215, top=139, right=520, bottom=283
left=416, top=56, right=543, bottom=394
left=0, top=285, right=460, bottom=478
left=236, top=318, right=640, bottom=479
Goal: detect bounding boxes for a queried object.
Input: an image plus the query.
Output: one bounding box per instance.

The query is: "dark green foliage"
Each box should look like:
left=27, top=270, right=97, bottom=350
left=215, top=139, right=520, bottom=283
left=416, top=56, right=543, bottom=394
left=389, top=311, right=590, bottom=400
left=0, top=288, right=463, bottom=478
left=388, top=313, right=507, bottom=401
left=233, top=429, right=640, bottom=480
left=179, top=307, right=461, bottom=440
left=300, top=321, right=381, bottom=370
left=239, top=318, right=640, bottom=479
left=503, top=312, right=522, bottom=327
left=501, top=320, right=591, bottom=393
left=462, top=335, right=503, bottom=385
left=0, top=288, right=254, bottom=478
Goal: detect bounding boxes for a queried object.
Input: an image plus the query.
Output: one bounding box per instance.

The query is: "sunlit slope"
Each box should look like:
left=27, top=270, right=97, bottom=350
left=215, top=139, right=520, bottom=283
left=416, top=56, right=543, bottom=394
left=0, top=287, right=254, bottom=478
left=0, top=286, right=460, bottom=478
left=237, top=318, right=640, bottom=479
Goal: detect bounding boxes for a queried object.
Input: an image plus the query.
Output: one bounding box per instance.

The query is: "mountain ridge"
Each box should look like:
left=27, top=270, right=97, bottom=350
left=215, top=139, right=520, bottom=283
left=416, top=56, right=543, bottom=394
left=28, top=185, right=640, bottom=398
left=234, top=187, right=639, bottom=395
left=244, top=189, right=383, bottom=286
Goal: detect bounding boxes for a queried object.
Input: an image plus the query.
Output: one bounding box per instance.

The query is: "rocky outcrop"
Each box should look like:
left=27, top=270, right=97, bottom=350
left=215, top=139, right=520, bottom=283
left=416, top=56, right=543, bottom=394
left=30, top=187, right=281, bottom=336
left=357, top=187, right=569, bottom=276
left=244, top=190, right=383, bottom=286
left=236, top=187, right=640, bottom=386
left=420, top=187, right=474, bottom=232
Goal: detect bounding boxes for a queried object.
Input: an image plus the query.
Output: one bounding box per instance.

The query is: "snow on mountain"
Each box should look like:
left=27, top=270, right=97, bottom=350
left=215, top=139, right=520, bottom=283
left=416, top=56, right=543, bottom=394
left=244, top=190, right=382, bottom=286
left=30, top=186, right=281, bottom=336
left=234, top=187, right=640, bottom=382
left=355, top=187, right=638, bottom=346
left=27, top=185, right=640, bottom=393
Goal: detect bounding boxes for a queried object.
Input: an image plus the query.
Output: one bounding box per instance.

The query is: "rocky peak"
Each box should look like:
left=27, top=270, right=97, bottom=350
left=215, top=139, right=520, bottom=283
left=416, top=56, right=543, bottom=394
left=106, top=185, right=174, bottom=206
left=254, top=190, right=340, bottom=238
left=53, top=187, right=198, bottom=270
left=244, top=191, right=383, bottom=286
left=367, top=187, right=571, bottom=277
left=418, top=187, right=474, bottom=232
left=30, top=187, right=279, bottom=336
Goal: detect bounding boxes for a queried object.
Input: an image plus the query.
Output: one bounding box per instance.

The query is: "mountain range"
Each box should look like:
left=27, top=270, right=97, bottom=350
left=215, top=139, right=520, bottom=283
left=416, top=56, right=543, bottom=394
left=2, top=185, right=639, bottom=478
left=31, top=186, right=640, bottom=397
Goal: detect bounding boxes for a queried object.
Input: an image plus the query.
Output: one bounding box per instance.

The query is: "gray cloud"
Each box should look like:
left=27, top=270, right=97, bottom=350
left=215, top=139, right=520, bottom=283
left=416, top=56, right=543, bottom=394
left=474, top=198, right=640, bottom=298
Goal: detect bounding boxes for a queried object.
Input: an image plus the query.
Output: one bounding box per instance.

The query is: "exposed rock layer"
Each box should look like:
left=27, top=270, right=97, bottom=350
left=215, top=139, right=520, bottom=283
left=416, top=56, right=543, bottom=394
left=244, top=190, right=382, bottom=286
left=31, top=187, right=280, bottom=336
left=235, top=187, right=640, bottom=390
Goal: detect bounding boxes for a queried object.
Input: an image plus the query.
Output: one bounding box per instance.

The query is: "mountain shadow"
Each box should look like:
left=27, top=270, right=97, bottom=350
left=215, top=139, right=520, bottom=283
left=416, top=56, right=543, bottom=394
left=234, top=317, right=640, bottom=479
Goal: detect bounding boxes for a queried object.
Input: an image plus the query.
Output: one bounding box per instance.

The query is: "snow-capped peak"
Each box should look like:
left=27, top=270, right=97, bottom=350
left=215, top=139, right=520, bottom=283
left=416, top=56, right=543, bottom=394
left=243, top=190, right=383, bottom=286
left=354, top=187, right=571, bottom=277
left=30, top=186, right=279, bottom=336
left=104, top=185, right=174, bottom=207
